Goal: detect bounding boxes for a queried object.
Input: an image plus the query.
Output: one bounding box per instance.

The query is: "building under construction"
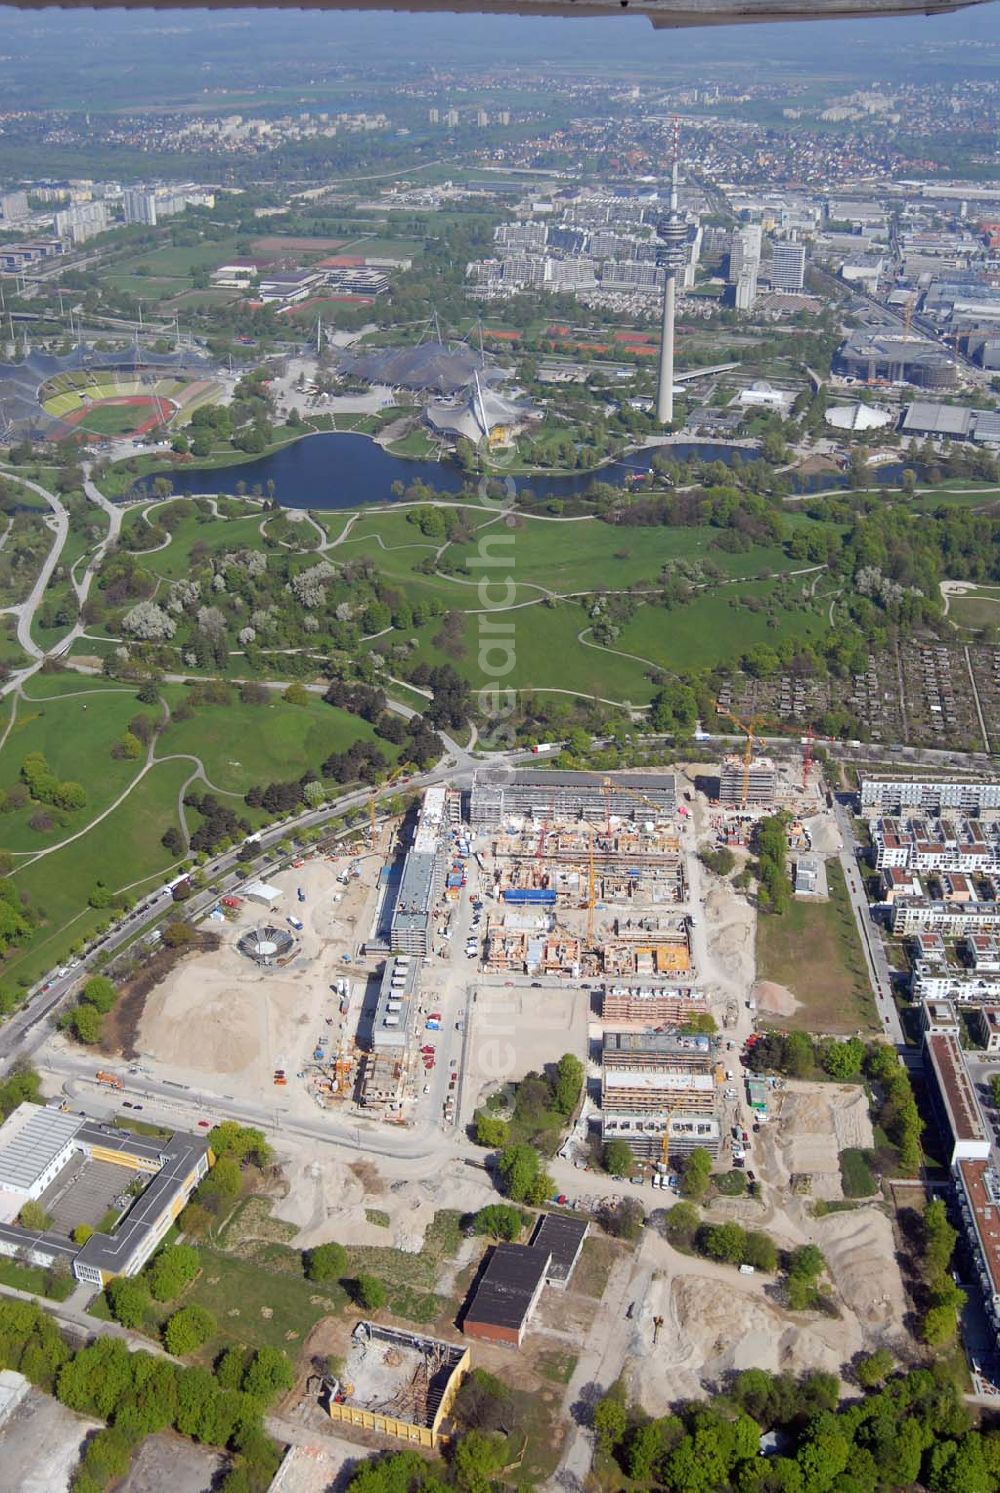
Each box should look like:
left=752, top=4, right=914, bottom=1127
left=487, top=823, right=684, bottom=907
left=601, top=984, right=709, bottom=1026
left=357, top=1050, right=407, bottom=1112
left=468, top=769, right=676, bottom=828
left=719, top=754, right=777, bottom=807
left=326, top=1321, right=469, bottom=1449
left=600, top=1026, right=721, bottom=1161
left=390, top=785, right=449, bottom=957
left=601, top=1109, right=722, bottom=1161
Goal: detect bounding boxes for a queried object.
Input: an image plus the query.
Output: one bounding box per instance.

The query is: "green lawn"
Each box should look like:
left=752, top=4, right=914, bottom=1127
left=3, top=756, right=192, bottom=990
left=364, top=601, right=658, bottom=705
left=130, top=511, right=269, bottom=581
left=157, top=689, right=393, bottom=796
left=70, top=402, right=157, bottom=438
left=839, top=1148, right=878, bottom=1198
left=102, top=274, right=190, bottom=302
left=0, top=1255, right=75, bottom=1301
left=113, top=237, right=244, bottom=280
left=615, top=580, right=827, bottom=674
left=755, top=859, right=879, bottom=1035
left=946, top=585, right=1000, bottom=631
left=185, top=1247, right=339, bottom=1355
left=0, top=685, right=152, bottom=854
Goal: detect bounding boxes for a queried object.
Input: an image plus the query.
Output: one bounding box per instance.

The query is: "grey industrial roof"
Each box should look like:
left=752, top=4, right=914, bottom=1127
left=463, top=1244, right=550, bottom=1331
left=0, top=1105, right=82, bottom=1193
left=974, top=411, right=1000, bottom=443
left=530, top=1214, right=588, bottom=1284
left=391, top=849, right=438, bottom=931
left=508, top=769, right=676, bottom=793
left=373, top=956, right=420, bottom=1048
left=603, top=1030, right=711, bottom=1055
left=901, top=402, right=972, bottom=437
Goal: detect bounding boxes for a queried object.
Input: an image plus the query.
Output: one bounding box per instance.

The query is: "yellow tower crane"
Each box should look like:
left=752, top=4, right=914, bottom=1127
left=601, top=776, right=669, bottom=823
left=586, top=827, right=597, bottom=946
left=716, top=706, right=763, bottom=808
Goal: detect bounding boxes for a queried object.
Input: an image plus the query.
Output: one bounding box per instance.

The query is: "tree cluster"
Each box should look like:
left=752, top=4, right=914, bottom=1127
left=58, top=975, right=119, bottom=1046
left=0, top=1299, right=282, bottom=1493
left=755, top=814, right=791, bottom=915
left=593, top=1360, right=1000, bottom=1493
left=183, top=791, right=251, bottom=855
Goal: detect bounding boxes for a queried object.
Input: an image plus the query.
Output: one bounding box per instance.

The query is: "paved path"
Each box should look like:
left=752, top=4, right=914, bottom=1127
left=832, top=796, right=903, bottom=1045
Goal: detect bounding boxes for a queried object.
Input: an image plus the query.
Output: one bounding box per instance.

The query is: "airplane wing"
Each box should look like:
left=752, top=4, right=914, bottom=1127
left=4, top=0, right=991, bottom=25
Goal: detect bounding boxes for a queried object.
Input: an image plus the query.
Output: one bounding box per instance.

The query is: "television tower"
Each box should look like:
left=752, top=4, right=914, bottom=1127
left=655, top=121, right=688, bottom=427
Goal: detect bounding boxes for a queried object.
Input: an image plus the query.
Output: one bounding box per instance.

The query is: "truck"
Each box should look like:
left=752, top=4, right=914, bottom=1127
left=531, top=742, right=558, bottom=755
left=96, top=1071, right=124, bottom=1090
left=287, top=915, right=304, bottom=931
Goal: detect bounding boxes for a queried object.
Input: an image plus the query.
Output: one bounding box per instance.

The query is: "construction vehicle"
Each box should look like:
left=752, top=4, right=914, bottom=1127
left=96, top=1071, right=124, bottom=1090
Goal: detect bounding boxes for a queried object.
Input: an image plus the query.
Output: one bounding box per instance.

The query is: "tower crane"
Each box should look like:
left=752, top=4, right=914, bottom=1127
left=601, top=777, right=668, bottom=823
left=586, top=827, right=597, bottom=946
left=716, top=706, right=763, bottom=809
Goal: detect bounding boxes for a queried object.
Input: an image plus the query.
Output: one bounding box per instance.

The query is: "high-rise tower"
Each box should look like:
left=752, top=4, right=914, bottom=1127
left=655, top=126, right=688, bottom=427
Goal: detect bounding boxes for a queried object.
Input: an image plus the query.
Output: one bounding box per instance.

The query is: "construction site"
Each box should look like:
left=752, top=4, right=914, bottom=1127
left=324, top=1322, right=469, bottom=1449
left=473, top=768, right=693, bottom=982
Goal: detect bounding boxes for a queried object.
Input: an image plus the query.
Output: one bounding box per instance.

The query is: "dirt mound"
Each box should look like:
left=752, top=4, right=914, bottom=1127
left=762, top=1083, right=873, bottom=1201
left=630, top=1269, right=858, bottom=1411
left=753, top=980, right=799, bottom=1017
left=816, top=1207, right=908, bottom=1342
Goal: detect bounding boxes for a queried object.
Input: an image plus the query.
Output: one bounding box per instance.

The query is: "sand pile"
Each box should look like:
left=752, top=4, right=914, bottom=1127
left=753, top=981, right=799, bottom=1018
left=767, top=1083, right=874, bottom=1201
left=630, top=1271, right=860, bottom=1411
left=815, top=1207, right=908, bottom=1342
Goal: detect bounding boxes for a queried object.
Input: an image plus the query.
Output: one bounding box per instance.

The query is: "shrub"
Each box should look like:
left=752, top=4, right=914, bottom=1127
left=164, top=1303, right=217, bottom=1356
left=305, top=1241, right=347, bottom=1282
left=355, top=1275, right=387, bottom=1312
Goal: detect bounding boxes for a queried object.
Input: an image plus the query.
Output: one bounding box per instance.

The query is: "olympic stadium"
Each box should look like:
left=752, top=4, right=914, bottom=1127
left=0, top=343, right=222, bottom=444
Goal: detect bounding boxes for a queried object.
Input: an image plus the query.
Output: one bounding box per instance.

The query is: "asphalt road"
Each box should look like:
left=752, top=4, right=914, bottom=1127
left=832, top=796, right=904, bottom=1045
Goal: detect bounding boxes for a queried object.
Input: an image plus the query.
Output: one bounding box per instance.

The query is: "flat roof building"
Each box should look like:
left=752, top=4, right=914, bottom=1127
left=955, top=1160, right=1000, bottom=1348
left=469, top=769, right=676, bottom=828
left=912, top=963, right=1000, bottom=1006
left=923, top=1033, right=991, bottom=1165
left=860, top=776, right=1000, bottom=817
left=530, top=1213, right=588, bottom=1288
left=919, top=998, right=961, bottom=1037
left=901, top=402, right=973, bottom=440
left=603, top=1029, right=713, bottom=1072
left=0, top=1108, right=210, bottom=1287
left=390, top=787, right=448, bottom=957
left=371, top=956, right=419, bottom=1051
left=890, top=898, right=1000, bottom=937
left=0, top=1105, right=83, bottom=1208
left=601, top=1110, right=721, bottom=1159
left=462, top=1243, right=550, bottom=1348
left=972, top=1005, right=1000, bottom=1053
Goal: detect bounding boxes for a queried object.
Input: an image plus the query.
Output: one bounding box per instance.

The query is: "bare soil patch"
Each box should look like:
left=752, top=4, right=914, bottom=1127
left=102, top=932, right=220, bottom=1059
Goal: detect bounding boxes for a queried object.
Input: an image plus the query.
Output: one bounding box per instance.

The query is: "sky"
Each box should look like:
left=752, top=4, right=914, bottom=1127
left=0, top=1, right=997, bottom=107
